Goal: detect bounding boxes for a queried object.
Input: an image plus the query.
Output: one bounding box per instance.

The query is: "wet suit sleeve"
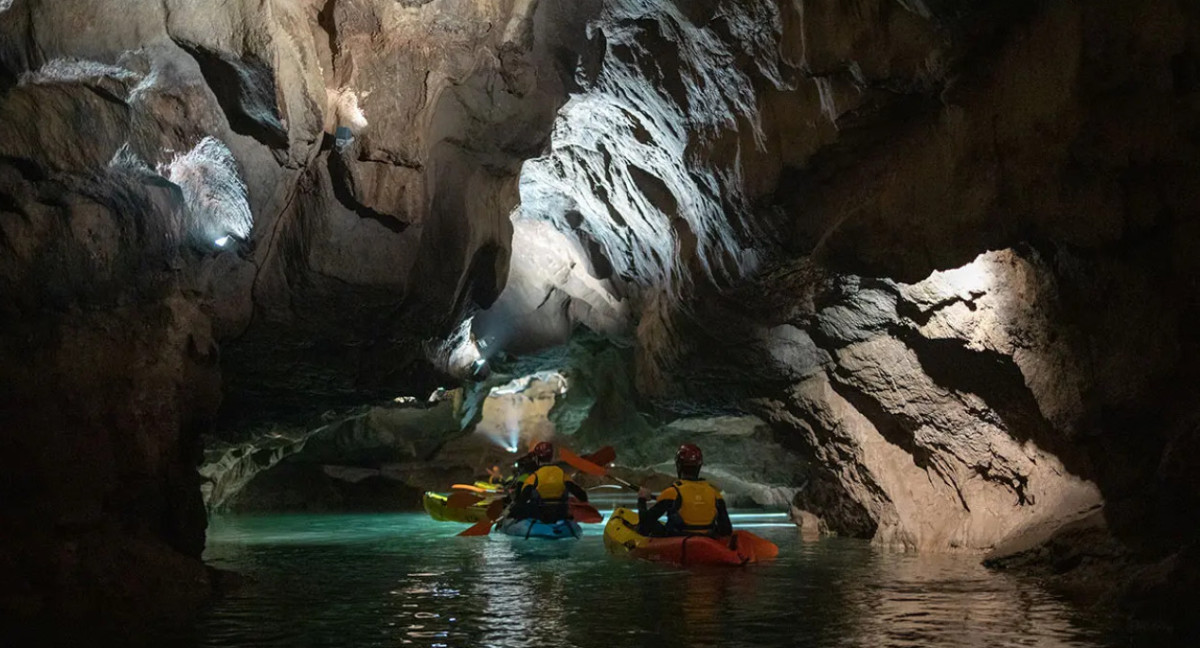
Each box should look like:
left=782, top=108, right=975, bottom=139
left=565, top=480, right=588, bottom=502
left=638, top=490, right=676, bottom=523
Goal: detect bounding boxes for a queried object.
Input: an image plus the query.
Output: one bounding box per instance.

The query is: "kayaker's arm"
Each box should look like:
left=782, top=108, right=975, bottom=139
left=714, top=498, right=733, bottom=536
left=565, top=480, right=589, bottom=502
left=638, top=494, right=675, bottom=523
left=514, top=476, right=535, bottom=506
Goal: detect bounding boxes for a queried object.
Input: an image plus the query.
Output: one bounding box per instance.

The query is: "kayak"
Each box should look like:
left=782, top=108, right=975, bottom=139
left=499, top=517, right=582, bottom=540
left=422, top=491, right=493, bottom=524
left=603, top=507, right=779, bottom=566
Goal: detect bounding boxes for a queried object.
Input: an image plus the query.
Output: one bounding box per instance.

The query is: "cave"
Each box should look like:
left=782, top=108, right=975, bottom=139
left=2, top=0, right=1198, bottom=645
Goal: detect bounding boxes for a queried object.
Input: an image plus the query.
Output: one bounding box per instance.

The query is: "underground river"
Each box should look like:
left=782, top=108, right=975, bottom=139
left=152, top=510, right=1126, bottom=648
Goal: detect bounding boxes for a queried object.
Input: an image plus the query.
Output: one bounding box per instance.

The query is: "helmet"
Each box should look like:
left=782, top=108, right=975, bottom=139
left=532, top=441, right=554, bottom=464
left=513, top=454, right=538, bottom=480
left=675, top=443, right=703, bottom=477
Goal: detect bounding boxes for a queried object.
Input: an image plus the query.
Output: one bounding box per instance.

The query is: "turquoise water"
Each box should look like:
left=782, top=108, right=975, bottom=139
left=182, top=511, right=1116, bottom=648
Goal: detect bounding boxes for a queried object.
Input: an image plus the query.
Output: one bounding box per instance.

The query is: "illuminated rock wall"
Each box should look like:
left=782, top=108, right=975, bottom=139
left=475, top=0, right=1200, bottom=558
left=490, top=0, right=1200, bottom=625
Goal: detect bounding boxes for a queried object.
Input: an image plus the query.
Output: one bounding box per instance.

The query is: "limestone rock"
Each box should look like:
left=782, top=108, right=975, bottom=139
left=203, top=393, right=468, bottom=511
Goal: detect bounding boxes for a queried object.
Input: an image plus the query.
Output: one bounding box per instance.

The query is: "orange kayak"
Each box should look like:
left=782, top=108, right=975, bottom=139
left=603, top=507, right=779, bottom=566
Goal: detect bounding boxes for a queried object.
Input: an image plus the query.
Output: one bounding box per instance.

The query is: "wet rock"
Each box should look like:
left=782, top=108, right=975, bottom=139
left=0, top=297, right=220, bottom=625
left=666, top=250, right=1132, bottom=552
left=231, top=463, right=425, bottom=513
left=984, top=510, right=1200, bottom=641
left=204, top=392, right=470, bottom=511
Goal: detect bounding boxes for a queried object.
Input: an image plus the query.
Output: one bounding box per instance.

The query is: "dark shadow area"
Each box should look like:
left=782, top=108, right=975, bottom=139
left=176, top=42, right=289, bottom=149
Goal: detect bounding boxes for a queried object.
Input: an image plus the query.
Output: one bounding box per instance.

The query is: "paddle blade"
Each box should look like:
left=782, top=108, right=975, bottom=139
left=458, top=519, right=494, bottom=536
left=569, top=501, right=603, bottom=524
left=581, top=446, right=616, bottom=468
left=445, top=491, right=484, bottom=509
left=451, top=483, right=488, bottom=493
left=485, top=499, right=505, bottom=520
left=560, top=447, right=608, bottom=476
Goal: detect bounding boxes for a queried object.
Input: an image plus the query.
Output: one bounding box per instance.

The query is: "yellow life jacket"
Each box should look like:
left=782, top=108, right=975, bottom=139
left=524, top=465, right=567, bottom=500
left=658, top=479, right=722, bottom=533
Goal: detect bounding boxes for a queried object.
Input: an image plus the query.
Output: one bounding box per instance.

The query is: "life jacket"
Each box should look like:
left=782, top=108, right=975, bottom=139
left=658, top=479, right=722, bottom=534
left=523, top=465, right=568, bottom=501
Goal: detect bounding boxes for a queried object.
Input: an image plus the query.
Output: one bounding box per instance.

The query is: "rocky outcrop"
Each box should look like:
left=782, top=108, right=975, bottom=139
left=713, top=250, right=1106, bottom=551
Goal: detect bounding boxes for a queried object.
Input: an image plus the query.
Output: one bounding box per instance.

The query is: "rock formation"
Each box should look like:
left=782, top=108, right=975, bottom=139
left=0, top=0, right=596, bottom=627
left=2, top=0, right=1199, bottom=637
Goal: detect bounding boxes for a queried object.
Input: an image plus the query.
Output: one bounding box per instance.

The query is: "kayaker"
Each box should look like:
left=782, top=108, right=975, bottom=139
left=496, top=451, right=538, bottom=510
left=636, top=444, right=732, bottom=537
left=510, top=441, right=588, bottom=522
left=509, top=452, right=538, bottom=489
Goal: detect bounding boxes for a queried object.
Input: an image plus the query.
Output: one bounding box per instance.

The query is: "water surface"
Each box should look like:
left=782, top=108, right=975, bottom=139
left=183, top=511, right=1116, bottom=647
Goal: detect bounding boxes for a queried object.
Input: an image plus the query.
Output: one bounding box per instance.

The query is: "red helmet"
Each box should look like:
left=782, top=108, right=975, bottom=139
left=532, top=441, right=554, bottom=464
left=676, top=443, right=703, bottom=469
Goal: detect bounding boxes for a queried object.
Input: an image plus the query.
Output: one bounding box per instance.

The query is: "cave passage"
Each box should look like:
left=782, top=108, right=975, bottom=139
left=3, top=0, right=1199, bottom=643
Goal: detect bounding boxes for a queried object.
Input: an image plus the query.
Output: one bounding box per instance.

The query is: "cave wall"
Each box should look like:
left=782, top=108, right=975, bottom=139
left=753, top=0, right=1200, bottom=559
left=554, top=0, right=1199, bottom=622
left=482, top=0, right=1200, bottom=558
left=0, top=0, right=598, bottom=626
left=465, top=0, right=1200, bottom=620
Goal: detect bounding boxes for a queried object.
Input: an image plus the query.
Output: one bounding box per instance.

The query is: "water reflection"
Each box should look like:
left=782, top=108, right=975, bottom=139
left=186, top=514, right=1119, bottom=648
left=833, top=550, right=1097, bottom=647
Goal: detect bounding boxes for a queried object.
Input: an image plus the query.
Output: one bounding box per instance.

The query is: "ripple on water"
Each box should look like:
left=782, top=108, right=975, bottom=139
left=181, top=513, right=1121, bottom=648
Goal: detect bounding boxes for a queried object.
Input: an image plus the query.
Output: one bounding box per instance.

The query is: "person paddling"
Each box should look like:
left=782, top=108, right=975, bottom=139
left=510, top=441, right=588, bottom=523
left=506, top=452, right=538, bottom=493
left=637, top=444, right=732, bottom=538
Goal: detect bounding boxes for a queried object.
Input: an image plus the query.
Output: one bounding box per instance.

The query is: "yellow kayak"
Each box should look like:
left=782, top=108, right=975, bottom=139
left=422, top=491, right=494, bottom=524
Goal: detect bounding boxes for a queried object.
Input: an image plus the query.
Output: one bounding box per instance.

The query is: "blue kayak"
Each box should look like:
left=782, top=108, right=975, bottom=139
left=499, top=518, right=582, bottom=540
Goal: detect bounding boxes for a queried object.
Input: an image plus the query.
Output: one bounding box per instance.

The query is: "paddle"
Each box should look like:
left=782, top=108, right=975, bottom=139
left=569, top=500, right=603, bottom=523
left=580, top=445, right=616, bottom=468
left=559, top=448, right=638, bottom=491
left=458, top=499, right=505, bottom=536
left=445, top=491, right=485, bottom=509
left=450, top=483, right=490, bottom=493
left=558, top=447, right=609, bottom=476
